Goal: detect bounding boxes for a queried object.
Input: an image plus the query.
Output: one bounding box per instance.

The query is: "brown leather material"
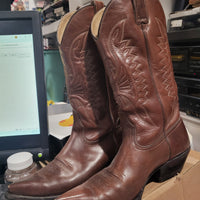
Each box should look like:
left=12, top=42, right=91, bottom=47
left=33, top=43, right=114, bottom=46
left=92, top=0, right=105, bottom=13
left=56, top=0, right=190, bottom=199
left=167, top=120, right=190, bottom=159
left=8, top=2, right=120, bottom=198
left=141, top=0, right=180, bottom=133
left=132, top=0, right=148, bottom=24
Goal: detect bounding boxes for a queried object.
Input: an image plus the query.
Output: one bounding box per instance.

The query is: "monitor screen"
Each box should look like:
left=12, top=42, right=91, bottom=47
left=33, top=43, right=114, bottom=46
left=0, top=11, right=49, bottom=170
left=0, top=34, right=40, bottom=138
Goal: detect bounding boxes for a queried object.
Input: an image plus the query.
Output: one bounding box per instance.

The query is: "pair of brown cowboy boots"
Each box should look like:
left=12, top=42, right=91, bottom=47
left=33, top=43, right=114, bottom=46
left=7, top=0, right=190, bottom=200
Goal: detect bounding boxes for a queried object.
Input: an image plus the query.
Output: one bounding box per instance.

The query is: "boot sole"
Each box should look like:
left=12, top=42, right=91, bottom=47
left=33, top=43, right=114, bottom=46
left=5, top=192, right=58, bottom=200
left=133, top=147, right=190, bottom=200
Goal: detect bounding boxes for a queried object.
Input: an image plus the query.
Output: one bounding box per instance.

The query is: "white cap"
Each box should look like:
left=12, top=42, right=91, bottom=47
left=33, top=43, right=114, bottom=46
left=7, top=152, right=33, bottom=171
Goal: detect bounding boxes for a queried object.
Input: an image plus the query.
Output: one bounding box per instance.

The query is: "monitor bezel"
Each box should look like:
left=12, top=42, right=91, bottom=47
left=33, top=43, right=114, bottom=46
left=0, top=11, right=49, bottom=166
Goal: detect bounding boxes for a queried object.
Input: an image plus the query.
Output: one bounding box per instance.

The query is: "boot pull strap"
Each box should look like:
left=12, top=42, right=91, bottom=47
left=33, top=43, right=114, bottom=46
left=92, top=1, right=105, bottom=13
left=132, top=0, right=148, bottom=24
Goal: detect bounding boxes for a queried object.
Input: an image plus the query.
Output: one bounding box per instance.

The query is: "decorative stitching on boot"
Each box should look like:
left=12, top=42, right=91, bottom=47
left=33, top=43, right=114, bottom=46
left=107, top=19, right=154, bottom=123
left=155, top=17, right=178, bottom=102
left=104, top=19, right=164, bottom=147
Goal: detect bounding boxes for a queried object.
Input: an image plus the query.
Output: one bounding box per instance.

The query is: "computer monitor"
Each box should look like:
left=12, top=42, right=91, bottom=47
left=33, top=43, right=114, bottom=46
left=0, top=11, right=49, bottom=171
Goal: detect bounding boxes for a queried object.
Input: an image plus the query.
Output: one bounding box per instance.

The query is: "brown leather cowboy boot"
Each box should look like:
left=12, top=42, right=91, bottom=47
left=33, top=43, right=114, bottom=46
left=7, top=1, right=121, bottom=199
left=56, top=0, right=190, bottom=199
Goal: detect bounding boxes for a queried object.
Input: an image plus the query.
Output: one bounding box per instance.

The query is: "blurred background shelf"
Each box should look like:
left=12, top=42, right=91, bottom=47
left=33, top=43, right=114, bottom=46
left=42, top=19, right=61, bottom=36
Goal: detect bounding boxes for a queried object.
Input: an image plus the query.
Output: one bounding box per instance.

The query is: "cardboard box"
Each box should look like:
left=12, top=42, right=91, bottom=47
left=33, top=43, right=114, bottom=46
left=142, top=151, right=200, bottom=200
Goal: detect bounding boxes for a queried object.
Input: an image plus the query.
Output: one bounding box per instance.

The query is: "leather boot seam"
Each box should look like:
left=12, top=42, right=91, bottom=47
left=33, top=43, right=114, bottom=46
left=165, top=118, right=181, bottom=137
left=127, top=117, right=165, bottom=150
left=55, top=157, right=73, bottom=170
left=141, top=23, right=171, bottom=160
left=82, top=129, right=114, bottom=145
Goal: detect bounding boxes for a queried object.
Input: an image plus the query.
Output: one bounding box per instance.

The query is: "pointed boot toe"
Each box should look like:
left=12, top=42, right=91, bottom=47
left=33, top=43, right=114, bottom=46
left=8, top=171, right=47, bottom=196
left=56, top=186, right=94, bottom=200
left=6, top=160, right=65, bottom=199
left=8, top=180, right=33, bottom=195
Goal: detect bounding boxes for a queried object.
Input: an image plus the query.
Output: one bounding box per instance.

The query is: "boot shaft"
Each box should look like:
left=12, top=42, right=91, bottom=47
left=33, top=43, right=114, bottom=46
left=91, top=0, right=182, bottom=147
left=58, top=2, right=114, bottom=140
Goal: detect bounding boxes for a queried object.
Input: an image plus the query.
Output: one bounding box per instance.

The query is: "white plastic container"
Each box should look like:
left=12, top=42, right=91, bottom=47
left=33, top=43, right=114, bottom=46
left=4, top=152, right=38, bottom=184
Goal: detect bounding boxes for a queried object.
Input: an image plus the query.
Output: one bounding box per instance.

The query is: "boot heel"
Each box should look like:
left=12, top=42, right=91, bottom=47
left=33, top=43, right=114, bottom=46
left=151, top=148, right=190, bottom=183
